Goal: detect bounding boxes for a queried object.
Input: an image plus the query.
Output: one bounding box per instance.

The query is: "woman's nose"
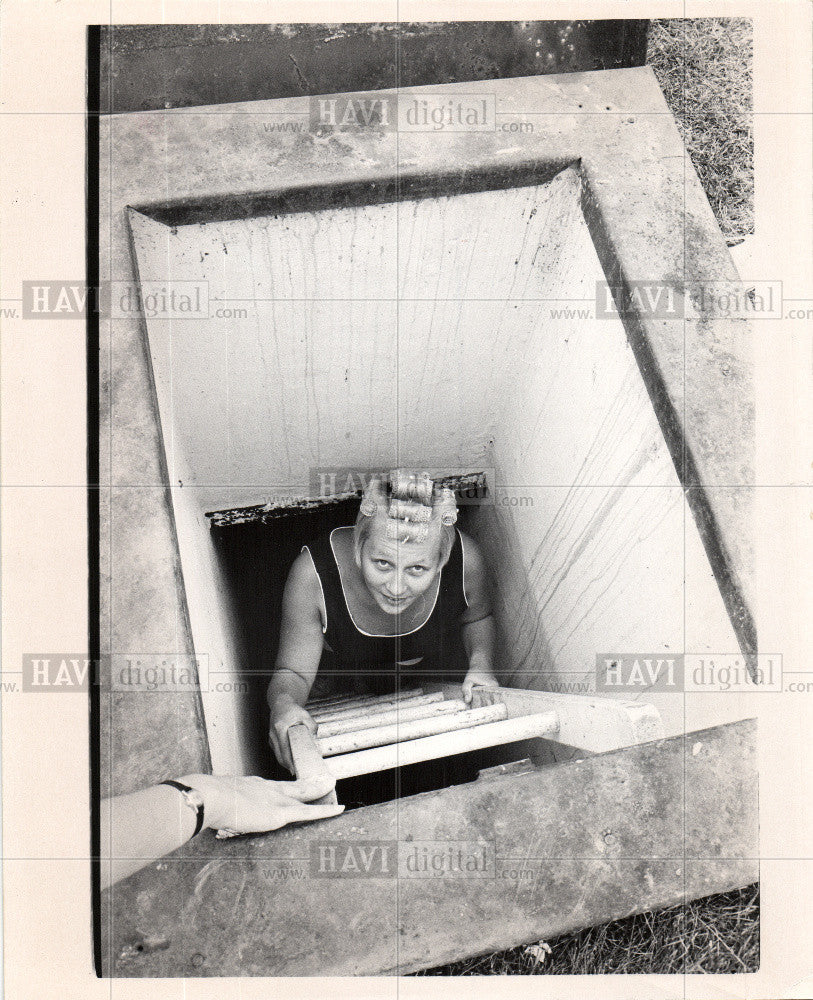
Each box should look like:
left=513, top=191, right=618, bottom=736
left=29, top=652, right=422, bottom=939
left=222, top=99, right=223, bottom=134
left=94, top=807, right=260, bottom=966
left=389, top=572, right=408, bottom=597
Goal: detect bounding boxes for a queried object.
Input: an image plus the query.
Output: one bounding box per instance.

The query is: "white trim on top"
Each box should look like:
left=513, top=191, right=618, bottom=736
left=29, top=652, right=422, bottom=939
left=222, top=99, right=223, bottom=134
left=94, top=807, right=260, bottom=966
left=459, top=528, right=470, bottom=608
left=328, top=526, right=443, bottom=638
left=301, top=545, right=328, bottom=634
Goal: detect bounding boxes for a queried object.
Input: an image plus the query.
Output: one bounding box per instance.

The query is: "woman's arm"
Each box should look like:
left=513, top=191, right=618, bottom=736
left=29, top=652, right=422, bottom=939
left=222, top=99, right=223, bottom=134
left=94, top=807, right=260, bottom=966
left=459, top=532, right=500, bottom=702
left=267, top=551, right=326, bottom=770
left=100, top=772, right=343, bottom=889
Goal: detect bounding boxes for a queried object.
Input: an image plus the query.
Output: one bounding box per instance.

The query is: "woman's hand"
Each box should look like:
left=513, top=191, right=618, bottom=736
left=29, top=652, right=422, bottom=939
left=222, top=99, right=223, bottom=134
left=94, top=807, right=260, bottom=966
left=269, top=698, right=318, bottom=773
left=458, top=535, right=498, bottom=705
left=462, top=668, right=500, bottom=704
left=178, top=773, right=343, bottom=835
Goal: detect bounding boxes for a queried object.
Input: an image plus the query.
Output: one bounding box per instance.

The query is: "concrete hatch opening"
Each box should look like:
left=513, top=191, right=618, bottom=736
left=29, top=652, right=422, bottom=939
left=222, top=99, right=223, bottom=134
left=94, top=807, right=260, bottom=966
left=129, top=163, right=740, bottom=777
left=206, top=474, right=563, bottom=808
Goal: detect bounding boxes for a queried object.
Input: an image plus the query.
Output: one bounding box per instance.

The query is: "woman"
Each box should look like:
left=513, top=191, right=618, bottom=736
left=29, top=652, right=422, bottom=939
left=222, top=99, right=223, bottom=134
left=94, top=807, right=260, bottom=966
left=267, top=470, right=499, bottom=772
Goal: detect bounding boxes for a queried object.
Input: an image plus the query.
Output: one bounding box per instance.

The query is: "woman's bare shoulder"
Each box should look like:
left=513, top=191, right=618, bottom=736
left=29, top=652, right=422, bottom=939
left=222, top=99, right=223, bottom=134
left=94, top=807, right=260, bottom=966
left=457, top=529, right=485, bottom=569
left=285, top=548, right=322, bottom=601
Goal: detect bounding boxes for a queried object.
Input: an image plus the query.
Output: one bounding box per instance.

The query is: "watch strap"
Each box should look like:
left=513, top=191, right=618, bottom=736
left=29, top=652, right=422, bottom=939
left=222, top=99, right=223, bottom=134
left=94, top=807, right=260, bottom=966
left=160, top=780, right=205, bottom=836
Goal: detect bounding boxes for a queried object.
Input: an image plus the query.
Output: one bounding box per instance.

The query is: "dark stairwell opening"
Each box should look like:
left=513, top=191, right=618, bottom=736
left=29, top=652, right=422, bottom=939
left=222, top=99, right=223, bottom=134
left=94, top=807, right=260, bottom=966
left=206, top=474, right=518, bottom=806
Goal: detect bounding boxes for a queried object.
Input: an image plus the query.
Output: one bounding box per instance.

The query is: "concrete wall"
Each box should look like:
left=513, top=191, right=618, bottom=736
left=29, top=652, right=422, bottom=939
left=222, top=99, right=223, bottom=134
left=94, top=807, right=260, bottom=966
left=104, top=720, right=758, bottom=976
left=99, top=69, right=756, bottom=795
left=128, top=168, right=587, bottom=505
left=96, top=21, right=649, bottom=114
left=467, top=169, right=741, bottom=736
left=129, top=165, right=741, bottom=763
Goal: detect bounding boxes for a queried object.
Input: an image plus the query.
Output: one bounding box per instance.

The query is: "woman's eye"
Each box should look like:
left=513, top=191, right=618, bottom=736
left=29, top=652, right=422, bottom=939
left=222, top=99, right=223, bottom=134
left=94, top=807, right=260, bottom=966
left=375, top=560, right=390, bottom=569
left=409, top=566, right=426, bottom=575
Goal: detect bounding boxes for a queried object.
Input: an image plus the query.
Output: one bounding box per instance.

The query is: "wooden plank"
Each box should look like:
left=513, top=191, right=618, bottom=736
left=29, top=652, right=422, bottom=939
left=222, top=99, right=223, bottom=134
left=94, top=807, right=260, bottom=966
left=306, top=692, right=365, bottom=709
left=462, top=685, right=663, bottom=752
left=316, top=699, right=467, bottom=738
left=309, top=688, right=425, bottom=719
left=287, top=724, right=338, bottom=805
left=311, top=691, right=442, bottom=723
left=325, top=710, right=559, bottom=779
left=318, top=704, right=507, bottom=756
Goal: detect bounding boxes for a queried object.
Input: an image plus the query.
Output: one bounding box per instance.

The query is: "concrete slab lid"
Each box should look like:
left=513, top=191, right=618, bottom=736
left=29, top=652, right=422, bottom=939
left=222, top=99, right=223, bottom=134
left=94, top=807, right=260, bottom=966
left=101, top=719, right=757, bottom=976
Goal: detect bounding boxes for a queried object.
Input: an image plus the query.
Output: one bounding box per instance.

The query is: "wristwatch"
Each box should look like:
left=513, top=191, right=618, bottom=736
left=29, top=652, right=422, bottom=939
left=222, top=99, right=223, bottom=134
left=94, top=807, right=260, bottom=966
left=160, top=780, right=205, bottom=836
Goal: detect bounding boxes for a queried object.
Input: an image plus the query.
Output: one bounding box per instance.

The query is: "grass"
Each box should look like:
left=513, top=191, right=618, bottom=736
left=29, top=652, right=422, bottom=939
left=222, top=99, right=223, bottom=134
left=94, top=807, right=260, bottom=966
left=415, top=883, right=759, bottom=975
left=647, top=18, right=754, bottom=240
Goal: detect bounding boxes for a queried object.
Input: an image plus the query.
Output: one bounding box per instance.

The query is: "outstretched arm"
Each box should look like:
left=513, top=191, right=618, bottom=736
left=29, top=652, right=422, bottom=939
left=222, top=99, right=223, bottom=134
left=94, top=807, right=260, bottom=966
left=100, top=773, right=343, bottom=889
left=459, top=533, right=500, bottom=702
left=267, top=551, right=326, bottom=771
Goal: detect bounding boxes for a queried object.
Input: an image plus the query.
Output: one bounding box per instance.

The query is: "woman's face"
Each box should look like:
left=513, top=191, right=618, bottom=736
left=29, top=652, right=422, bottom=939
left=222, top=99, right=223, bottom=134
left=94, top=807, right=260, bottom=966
left=359, top=523, right=442, bottom=615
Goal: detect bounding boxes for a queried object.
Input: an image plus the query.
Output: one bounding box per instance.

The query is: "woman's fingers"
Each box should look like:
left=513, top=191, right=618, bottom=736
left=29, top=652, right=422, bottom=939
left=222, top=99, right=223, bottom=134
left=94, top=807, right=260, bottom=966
left=271, top=727, right=295, bottom=772
left=285, top=775, right=337, bottom=801
left=270, top=708, right=317, bottom=771
left=268, top=727, right=284, bottom=766
left=237, top=783, right=343, bottom=831
left=281, top=800, right=345, bottom=823
left=303, top=801, right=345, bottom=820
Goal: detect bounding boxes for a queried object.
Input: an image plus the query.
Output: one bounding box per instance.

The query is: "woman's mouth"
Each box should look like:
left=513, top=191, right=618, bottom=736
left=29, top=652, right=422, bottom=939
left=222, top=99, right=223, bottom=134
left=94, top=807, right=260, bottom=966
left=381, top=593, right=409, bottom=608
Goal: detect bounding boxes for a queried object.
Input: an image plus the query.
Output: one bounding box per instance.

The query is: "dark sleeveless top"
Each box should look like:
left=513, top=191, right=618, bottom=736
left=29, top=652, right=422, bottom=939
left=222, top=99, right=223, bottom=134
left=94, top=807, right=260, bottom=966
left=303, top=526, right=468, bottom=669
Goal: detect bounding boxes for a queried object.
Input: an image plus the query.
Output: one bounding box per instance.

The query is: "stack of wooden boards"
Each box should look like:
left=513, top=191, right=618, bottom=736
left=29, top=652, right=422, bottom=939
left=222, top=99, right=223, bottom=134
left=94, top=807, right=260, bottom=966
left=298, top=687, right=559, bottom=781
left=234, top=683, right=661, bottom=820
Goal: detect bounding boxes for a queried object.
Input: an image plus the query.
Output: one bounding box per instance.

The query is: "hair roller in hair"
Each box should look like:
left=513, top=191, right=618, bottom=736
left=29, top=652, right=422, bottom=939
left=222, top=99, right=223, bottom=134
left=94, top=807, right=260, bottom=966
left=389, top=469, right=433, bottom=506
left=437, top=487, right=458, bottom=526
left=389, top=499, right=432, bottom=522
left=414, top=473, right=434, bottom=505
left=389, top=469, right=412, bottom=499
left=384, top=517, right=430, bottom=543
left=359, top=476, right=382, bottom=517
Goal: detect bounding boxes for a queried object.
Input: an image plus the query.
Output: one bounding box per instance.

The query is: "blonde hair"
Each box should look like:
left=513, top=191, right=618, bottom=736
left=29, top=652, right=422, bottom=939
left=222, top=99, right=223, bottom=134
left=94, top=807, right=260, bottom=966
left=353, top=470, right=457, bottom=568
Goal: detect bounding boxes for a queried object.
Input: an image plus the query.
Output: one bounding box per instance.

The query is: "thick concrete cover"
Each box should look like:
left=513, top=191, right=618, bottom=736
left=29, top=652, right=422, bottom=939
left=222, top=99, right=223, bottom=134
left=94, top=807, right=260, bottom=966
left=128, top=166, right=740, bottom=766
left=102, top=721, right=757, bottom=976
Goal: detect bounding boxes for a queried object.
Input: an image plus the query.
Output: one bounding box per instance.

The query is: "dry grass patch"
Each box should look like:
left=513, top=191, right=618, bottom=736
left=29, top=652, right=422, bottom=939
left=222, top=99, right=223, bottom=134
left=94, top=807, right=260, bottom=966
left=648, top=18, right=753, bottom=240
